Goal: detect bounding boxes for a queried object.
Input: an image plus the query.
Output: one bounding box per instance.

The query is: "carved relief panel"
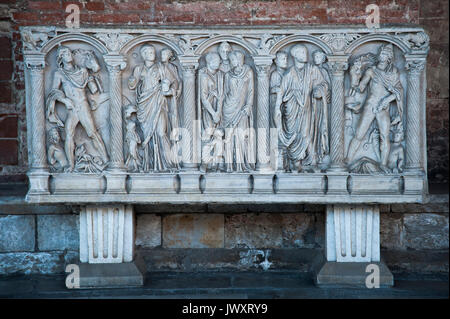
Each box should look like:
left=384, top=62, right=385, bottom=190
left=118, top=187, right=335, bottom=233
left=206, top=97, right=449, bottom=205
left=21, top=26, right=429, bottom=204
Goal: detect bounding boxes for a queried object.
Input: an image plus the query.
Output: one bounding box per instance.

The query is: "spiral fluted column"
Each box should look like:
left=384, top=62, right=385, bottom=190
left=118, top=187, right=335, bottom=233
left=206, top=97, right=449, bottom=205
left=179, top=56, right=199, bottom=169
left=327, top=56, right=349, bottom=171
left=254, top=56, right=274, bottom=171
left=405, top=57, right=426, bottom=172
left=104, top=55, right=127, bottom=171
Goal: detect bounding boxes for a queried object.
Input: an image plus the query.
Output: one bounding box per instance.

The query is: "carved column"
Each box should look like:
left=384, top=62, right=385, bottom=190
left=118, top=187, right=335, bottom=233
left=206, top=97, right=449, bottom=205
left=327, top=56, right=349, bottom=171
left=179, top=56, right=199, bottom=169
left=25, top=54, right=49, bottom=196
left=104, top=55, right=127, bottom=194
left=104, top=55, right=127, bottom=171
left=254, top=56, right=274, bottom=171
left=405, top=57, right=426, bottom=172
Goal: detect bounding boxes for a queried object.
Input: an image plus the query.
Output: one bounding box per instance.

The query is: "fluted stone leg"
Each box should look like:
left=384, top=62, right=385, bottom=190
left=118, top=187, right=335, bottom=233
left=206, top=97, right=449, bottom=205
left=316, top=204, right=393, bottom=287
left=104, top=55, right=127, bottom=194
left=78, top=205, right=144, bottom=288
left=25, top=54, right=50, bottom=196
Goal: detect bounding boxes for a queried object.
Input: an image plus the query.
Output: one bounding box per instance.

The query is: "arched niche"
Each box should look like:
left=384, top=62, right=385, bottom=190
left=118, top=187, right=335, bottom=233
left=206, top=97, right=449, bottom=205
left=343, top=40, right=408, bottom=166
left=44, top=39, right=111, bottom=163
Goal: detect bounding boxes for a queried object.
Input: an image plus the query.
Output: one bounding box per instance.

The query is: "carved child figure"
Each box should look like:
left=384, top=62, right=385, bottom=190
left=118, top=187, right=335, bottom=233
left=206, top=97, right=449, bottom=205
left=200, top=128, right=225, bottom=173
left=387, top=127, right=405, bottom=174
left=125, top=120, right=142, bottom=172
left=47, top=127, right=68, bottom=171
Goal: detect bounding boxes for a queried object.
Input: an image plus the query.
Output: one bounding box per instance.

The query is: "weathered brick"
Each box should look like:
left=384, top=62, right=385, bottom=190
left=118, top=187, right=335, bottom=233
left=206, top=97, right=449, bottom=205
left=163, top=214, right=224, bottom=248
left=0, top=139, right=18, bottom=165
left=0, top=60, right=12, bottom=81
left=0, top=215, right=35, bottom=252
left=0, top=36, right=11, bottom=59
left=37, top=215, right=79, bottom=251
left=135, top=214, right=161, bottom=248
left=0, top=82, right=11, bottom=103
left=0, top=114, right=17, bottom=138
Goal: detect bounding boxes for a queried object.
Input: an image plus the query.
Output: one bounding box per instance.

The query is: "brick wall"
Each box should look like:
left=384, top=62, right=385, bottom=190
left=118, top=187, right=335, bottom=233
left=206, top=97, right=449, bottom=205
left=0, top=0, right=448, bottom=184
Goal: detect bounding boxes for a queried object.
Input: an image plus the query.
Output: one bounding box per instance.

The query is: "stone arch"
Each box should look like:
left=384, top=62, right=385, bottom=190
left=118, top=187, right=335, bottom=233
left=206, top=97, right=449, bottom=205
left=194, top=35, right=258, bottom=55
left=120, top=34, right=183, bottom=55
left=345, top=34, right=410, bottom=55
left=41, top=33, right=108, bottom=54
left=269, top=35, right=332, bottom=55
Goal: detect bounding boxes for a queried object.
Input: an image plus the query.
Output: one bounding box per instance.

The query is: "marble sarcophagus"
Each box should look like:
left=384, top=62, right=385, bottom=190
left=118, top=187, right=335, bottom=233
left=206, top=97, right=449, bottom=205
left=21, top=25, right=429, bottom=287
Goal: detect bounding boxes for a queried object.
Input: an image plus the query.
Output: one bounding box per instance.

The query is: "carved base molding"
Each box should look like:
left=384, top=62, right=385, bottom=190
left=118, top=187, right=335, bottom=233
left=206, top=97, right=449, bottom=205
left=27, top=172, right=426, bottom=203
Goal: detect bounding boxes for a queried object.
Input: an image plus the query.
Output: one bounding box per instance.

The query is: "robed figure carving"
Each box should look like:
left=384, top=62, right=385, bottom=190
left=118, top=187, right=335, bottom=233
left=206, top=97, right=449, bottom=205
left=223, top=50, right=255, bottom=172
left=199, top=52, right=225, bottom=172
left=275, top=44, right=329, bottom=172
left=128, top=44, right=175, bottom=172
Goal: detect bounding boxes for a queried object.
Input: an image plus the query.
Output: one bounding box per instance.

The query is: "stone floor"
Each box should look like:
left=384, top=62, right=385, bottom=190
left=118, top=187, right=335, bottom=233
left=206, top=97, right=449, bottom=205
left=0, top=271, right=448, bottom=299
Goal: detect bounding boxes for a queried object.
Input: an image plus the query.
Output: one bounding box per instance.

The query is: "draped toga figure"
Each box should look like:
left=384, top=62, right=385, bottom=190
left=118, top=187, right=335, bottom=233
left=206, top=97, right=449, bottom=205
left=223, top=50, right=255, bottom=172
left=199, top=52, right=225, bottom=172
left=275, top=44, right=329, bottom=172
left=128, top=44, right=175, bottom=172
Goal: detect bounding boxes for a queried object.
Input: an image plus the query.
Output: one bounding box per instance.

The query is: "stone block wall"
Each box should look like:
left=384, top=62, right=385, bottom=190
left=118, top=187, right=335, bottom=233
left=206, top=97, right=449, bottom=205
left=0, top=0, right=448, bottom=184
left=1, top=204, right=448, bottom=275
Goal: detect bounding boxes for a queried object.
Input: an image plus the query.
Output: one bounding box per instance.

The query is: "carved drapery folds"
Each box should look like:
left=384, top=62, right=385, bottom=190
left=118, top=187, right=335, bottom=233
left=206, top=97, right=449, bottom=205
left=22, top=26, right=429, bottom=203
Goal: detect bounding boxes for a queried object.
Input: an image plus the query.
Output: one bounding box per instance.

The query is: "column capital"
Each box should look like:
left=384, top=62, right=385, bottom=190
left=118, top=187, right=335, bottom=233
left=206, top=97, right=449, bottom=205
left=327, top=55, right=350, bottom=74
left=253, top=55, right=274, bottom=66
left=179, top=55, right=200, bottom=72
left=24, top=53, right=46, bottom=70
left=405, top=56, right=426, bottom=75
left=103, top=54, right=127, bottom=72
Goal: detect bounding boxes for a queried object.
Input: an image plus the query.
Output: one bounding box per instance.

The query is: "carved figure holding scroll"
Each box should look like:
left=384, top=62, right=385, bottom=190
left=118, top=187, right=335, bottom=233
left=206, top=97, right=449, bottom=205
left=275, top=44, right=329, bottom=172
left=345, top=44, right=404, bottom=170
left=47, top=127, right=68, bottom=171
left=128, top=44, right=174, bottom=172
left=223, top=50, right=255, bottom=172
left=46, top=45, right=108, bottom=172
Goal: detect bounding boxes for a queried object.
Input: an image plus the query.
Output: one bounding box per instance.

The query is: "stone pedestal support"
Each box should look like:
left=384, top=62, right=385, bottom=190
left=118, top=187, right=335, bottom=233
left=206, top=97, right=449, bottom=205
left=78, top=205, right=143, bottom=288
left=316, top=204, right=393, bottom=287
